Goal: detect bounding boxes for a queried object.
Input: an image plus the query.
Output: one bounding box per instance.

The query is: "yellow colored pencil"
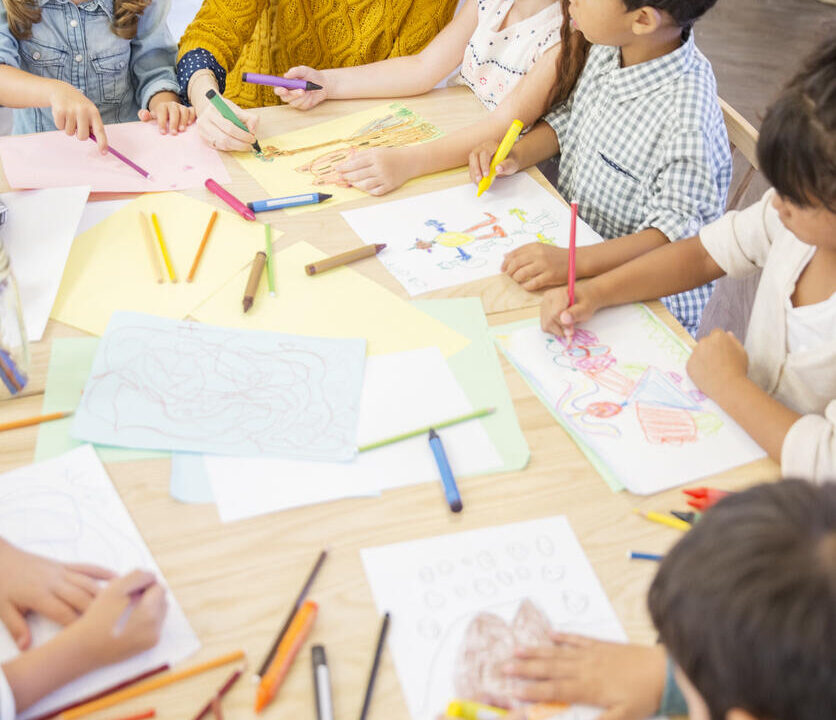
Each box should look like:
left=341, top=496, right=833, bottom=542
left=60, top=650, right=245, bottom=720
left=633, top=509, right=691, bottom=532
left=150, top=212, right=177, bottom=283
left=139, top=212, right=164, bottom=283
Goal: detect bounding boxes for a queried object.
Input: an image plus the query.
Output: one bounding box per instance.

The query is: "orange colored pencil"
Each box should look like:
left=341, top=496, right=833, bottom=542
left=0, top=411, right=72, bottom=433
left=255, top=601, right=318, bottom=713
left=103, top=710, right=155, bottom=720
left=187, top=210, right=218, bottom=282
left=60, top=650, right=245, bottom=720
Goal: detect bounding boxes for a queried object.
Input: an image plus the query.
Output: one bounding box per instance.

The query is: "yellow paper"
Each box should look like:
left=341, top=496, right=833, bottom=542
left=51, top=193, right=273, bottom=336
left=191, top=241, right=470, bottom=357
left=234, top=102, right=443, bottom=215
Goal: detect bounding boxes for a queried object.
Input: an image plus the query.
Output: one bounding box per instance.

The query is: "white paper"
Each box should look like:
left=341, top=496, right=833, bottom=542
left=0, top=446, right=200, bottom=720
left=500, top=305, right=766, bottom=494
left=0, top=187, right=90, bottom=341
left=74, top=198, right=129, bottom=236
left=206, top=347, right=503, bottom=522
left=341, top=174, right=602, bottom=295
left=361, top=516, right=627, bottom=720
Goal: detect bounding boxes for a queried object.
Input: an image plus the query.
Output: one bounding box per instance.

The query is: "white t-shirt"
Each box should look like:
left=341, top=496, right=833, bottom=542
left=459, top=0, right=562, bottom=110
left=0, top=668, right=15, bottom=720
left=786, top=287, right=836, bottom=354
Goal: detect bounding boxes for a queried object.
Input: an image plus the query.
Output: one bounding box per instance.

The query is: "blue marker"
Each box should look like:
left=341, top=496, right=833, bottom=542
left=247, top=193, right=332, bottom=213
left=628, top=551, right=664, bottom=562
left=428, top=428, right=462, bottom=513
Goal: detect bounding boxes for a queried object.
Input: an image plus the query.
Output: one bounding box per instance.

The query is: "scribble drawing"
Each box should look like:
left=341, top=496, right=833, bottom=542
left=453, top=599, right=556, bottom=709
left=544, top=327, right=723, bottom=445
left=77, top=319, right=363, bottom=459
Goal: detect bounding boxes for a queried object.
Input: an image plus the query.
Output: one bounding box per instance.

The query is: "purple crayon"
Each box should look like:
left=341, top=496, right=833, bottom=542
left=242, top=72, right=323, bottom=91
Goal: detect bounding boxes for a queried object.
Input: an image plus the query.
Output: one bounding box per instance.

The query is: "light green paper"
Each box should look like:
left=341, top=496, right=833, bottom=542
left=36, top=338, right=169, bottom=463
left=490, top=318, right=625, bottom=492
left=413, top=298, right=530, bottom=474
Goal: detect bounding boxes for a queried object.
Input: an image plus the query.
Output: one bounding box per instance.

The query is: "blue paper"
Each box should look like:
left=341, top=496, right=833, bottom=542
left=170, top=453, right=214, bottom=504
left=72, top=312, right=366, bottom=460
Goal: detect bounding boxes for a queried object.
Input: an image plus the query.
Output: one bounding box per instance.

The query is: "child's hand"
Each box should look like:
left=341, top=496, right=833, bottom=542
left=686, top=329, right=749, bottom=398
left=140, top=92, right=196, bottom=135
left=504, top=633, right=667, bottom=720
left=72, top=570, right=167, bottom=667
left=195, top=94, right=259, bottom=152
left=502, top=243, right=568, bottom=292
left=48, top=81, right=107, bottom=153
left=336, top=146, right=411, bottom=195
left=540, top=282, right=601, bottom=340
left=273, top=66, right=328, bottom=110
left=469, top=140, right=520, bottom=184
left=0, top=539, right=114, bottom=650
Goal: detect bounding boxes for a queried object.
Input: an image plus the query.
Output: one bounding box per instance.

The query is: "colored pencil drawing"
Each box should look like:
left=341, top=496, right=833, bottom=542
left=72, top=313, right=366, bottom=460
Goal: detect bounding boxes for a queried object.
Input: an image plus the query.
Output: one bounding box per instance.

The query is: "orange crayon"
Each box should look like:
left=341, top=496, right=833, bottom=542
left=255, top=600, right=318, bottom=713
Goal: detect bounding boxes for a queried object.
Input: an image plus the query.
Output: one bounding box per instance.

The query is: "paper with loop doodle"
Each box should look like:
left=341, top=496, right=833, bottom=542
left=492, top=304, right=766, bottom=494
left=71, top=312, right=366, bottom=461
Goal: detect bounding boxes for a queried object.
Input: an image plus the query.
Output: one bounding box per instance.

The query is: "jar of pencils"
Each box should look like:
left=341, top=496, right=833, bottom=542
left=0, top=233, right=30, bottom=399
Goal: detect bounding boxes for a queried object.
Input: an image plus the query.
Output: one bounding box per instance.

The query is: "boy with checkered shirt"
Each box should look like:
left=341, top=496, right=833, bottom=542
left=469, top=0, right=730, bottom=336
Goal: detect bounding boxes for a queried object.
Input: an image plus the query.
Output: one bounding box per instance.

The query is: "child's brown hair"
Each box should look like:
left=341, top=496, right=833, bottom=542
left=3, top=0, right=152, bottom=40
left=549, top=0, right=591, bottom=107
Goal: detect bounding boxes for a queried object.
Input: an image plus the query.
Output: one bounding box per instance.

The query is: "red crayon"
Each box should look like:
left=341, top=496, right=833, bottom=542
left=683, top=487, right=732, bottom=511
left=205, top=178, right=256, bottom=221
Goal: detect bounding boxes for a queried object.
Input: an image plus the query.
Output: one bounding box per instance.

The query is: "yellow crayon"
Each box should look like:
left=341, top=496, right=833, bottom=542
left=446, top=700, right=507, bottom=720
left=634, top=509, right=691, bottom=532
left=477, top=119, right=524, bottom=197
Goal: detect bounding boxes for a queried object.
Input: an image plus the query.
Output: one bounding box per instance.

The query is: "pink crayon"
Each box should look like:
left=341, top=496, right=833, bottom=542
left=205, top=178, right=256, bottom=221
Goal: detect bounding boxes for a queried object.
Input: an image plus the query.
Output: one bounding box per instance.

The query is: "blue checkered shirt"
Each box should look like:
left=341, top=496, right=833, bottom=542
left=544, top=33, right=731, bottom=336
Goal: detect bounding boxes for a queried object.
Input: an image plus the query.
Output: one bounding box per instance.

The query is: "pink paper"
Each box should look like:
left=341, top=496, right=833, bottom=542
left=0, top=122, right=231, bottom=192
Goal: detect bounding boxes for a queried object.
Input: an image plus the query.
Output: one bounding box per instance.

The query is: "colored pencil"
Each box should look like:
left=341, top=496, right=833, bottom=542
left=671, top=510, right=701, bottom=525
left=139, top=213, right=164, bottom=283
left=358, top=407, right=495, bottom=453
left=255, top=601, right=318, bottom=712
left=89, top=133, right=151, bottom=179
left=305, top=244, right=387, bottom=276
left=187, top=210, right=218, bottom=282
left=358, top=612, right=390, bottom=720
left=189, top=667, right=243, bottom=720
left=257, top=550, right=328, bottom=677
left=205, top=178, right=256, bottom=222
left=242, top=251, right=267, bottom=313
left=567, top=200, right=578, bottom=305
left=0, top=410, right=72, bottom=433
left=264, top=224, right=275, bottom=296
left=633, top=510, right=691, bottom=533
left=60, top=651, right=245, bottom=720
left=103, top=711, right=155, bottom=720
left=27, top=664, right=169, bottom=720
left=150, top=213, right=176, bottom=282
left=627, top=551, right=664, bottom=562
left=0, top=349, right=24, bottom=394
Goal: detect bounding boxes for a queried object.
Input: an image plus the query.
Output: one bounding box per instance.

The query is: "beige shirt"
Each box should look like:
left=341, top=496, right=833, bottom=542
left=699, top=190, right=836, bottom=482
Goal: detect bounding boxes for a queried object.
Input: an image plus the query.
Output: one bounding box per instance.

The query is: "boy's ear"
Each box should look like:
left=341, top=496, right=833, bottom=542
left=727, top=710, right=761, bottom=720
left=631, top=7, right=664, bottom=35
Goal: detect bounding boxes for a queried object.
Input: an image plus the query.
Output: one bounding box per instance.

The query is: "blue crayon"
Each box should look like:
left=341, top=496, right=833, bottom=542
left=428, top=428, right=462, bottom=513
left=628, top=551, right=664, bottom=562
left=247, top=193, right=332, bottom=213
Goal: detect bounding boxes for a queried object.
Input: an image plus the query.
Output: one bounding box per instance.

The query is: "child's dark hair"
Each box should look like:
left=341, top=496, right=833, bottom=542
left=623, top=0, right=718, bottom=31
left=549, top=0, right=591, bottom=107
left=757, top=35, right=836, bottom=212
left=648, top=480, right=836, bottom=720
left=3, top=0, right=152, bottom=40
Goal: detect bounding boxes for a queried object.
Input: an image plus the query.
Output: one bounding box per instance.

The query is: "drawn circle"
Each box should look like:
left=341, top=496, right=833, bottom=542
left=536, top=535, right=555, bottom=557
left=506, top=543, right=529, bottom=562
left=423, top=590, right=446, bottom=609
left=473, top=578, right=498, bottom=597
left=419, top=566, right=435, bottom=583
left=585, top=402, right=622, bottom=418
left=515, top=566, right=531, bottom=581
left=496, top=570, right=514, bottom=586
left=541, top=565, right=566, bottom=583
left=453, top=585, right=468, bottom=598
left=436, top=231, right=474, bottom=248
left=562, top=590, right=589, bottom=615
left=417, top=617, right=442, bottom=640
left=477, top=551, right=496, bottom=570
left=436, top=560, right=455, bottom=575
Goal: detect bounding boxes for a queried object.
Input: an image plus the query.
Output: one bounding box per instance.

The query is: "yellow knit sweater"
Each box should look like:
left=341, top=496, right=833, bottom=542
left=178, top=0, right=460, bottom=108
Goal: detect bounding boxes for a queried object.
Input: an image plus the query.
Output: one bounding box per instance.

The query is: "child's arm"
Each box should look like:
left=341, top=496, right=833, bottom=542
left=468, top=120, right=560, bottom=183
left=2, top=570, right=166, bottom=713
left=273, top=0, right=479, bottom=110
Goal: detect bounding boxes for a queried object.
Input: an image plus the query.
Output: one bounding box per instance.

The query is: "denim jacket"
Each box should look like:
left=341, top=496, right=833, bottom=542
left=0, top=0, right=179, bottom=134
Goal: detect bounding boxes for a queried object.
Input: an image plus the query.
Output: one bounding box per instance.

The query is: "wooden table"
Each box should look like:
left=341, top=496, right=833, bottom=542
left=0, top=88, right=779, bottom=720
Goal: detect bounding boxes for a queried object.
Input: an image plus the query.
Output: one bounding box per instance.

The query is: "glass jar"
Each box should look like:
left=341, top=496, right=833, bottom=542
left=0, top=238, right=29, bottom=398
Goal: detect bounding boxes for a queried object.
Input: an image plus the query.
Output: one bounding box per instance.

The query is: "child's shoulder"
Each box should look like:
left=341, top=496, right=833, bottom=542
left=659, top=39, right=725, bottom=134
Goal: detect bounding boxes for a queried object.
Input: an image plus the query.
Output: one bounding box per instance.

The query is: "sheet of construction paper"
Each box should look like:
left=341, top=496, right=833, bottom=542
left=234, top=102, right=443, bottom=214
left=493, top=305, right=766, bottom=494
left=0, top=122, right=230, bottom=192
left=0, top=187, right=89, bottom=341
left=205, top=346, right=502, bottom=522
left=170, top=453, right=214, bottom=504
left=35, top=337, right=168, bottom=463
left=0, top=446, right=200, bottom=720
left=361, top=516, right=627, bottom=720
left=342, top=173, right=603, bottom=295
left=50, top=192, right=269, bottom=336
left=190, top=241, right=470, bottom=357
left=75, top=198, right=129, bottom=235
left=72, top=312, right=367, bottom=460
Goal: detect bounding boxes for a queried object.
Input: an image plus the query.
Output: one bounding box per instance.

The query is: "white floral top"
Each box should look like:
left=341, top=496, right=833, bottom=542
left=458, top=0, right=562, bottom=110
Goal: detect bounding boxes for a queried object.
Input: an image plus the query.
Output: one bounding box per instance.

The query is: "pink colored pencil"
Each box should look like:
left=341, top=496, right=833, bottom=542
left=88, top=133, right=151, bottom=179
left=205, top=178, right=256, bottom=221
left=568, top=200, right=578, bottom=306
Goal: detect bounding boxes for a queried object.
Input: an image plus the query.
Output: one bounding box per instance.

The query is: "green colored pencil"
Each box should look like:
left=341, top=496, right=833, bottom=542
left=264, top=223, right=276, bottom=296
left=358, top=407, right=495, bottom=453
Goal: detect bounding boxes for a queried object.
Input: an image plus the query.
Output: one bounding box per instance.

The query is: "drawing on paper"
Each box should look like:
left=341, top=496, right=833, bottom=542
left=72, top=313, right=366, bottom=460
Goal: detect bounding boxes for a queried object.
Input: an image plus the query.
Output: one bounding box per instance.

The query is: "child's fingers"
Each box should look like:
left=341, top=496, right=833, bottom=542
left=137, top=108, right=152, bottom=122
left=88, top=111, right=108, bottom=152
left=64, top=111, right=78, bottom=137
left=213, top=112, right=256, bottom=145
left=52, top=107, right=66, bottom=131
left=336, top=153, right=373, bottom=174
left=0, top=601, right=30, bottom=650
left=54, top=580, right=94, bottom=614
left=550, top=632, right=594, bottom=647
left=68, top=562, right=116, bottom=581
left=522, top=273, right=553, bottom=292
left=155, top=103, right=170, bottom=133
left=468, top=152, right=482, bottom=183
left=511, top=679, right=561, bottom=703
left=37, top=593, right=79, bottom=626
left=479, top=150, right=494, bottom=179
left=366, top=183, right=388, bottom=196
left=66, top=570, right=105, bottom=599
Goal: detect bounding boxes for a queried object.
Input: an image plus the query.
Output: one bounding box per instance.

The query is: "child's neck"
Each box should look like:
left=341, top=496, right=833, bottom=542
left=620, top=26, right=683, bottom=68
